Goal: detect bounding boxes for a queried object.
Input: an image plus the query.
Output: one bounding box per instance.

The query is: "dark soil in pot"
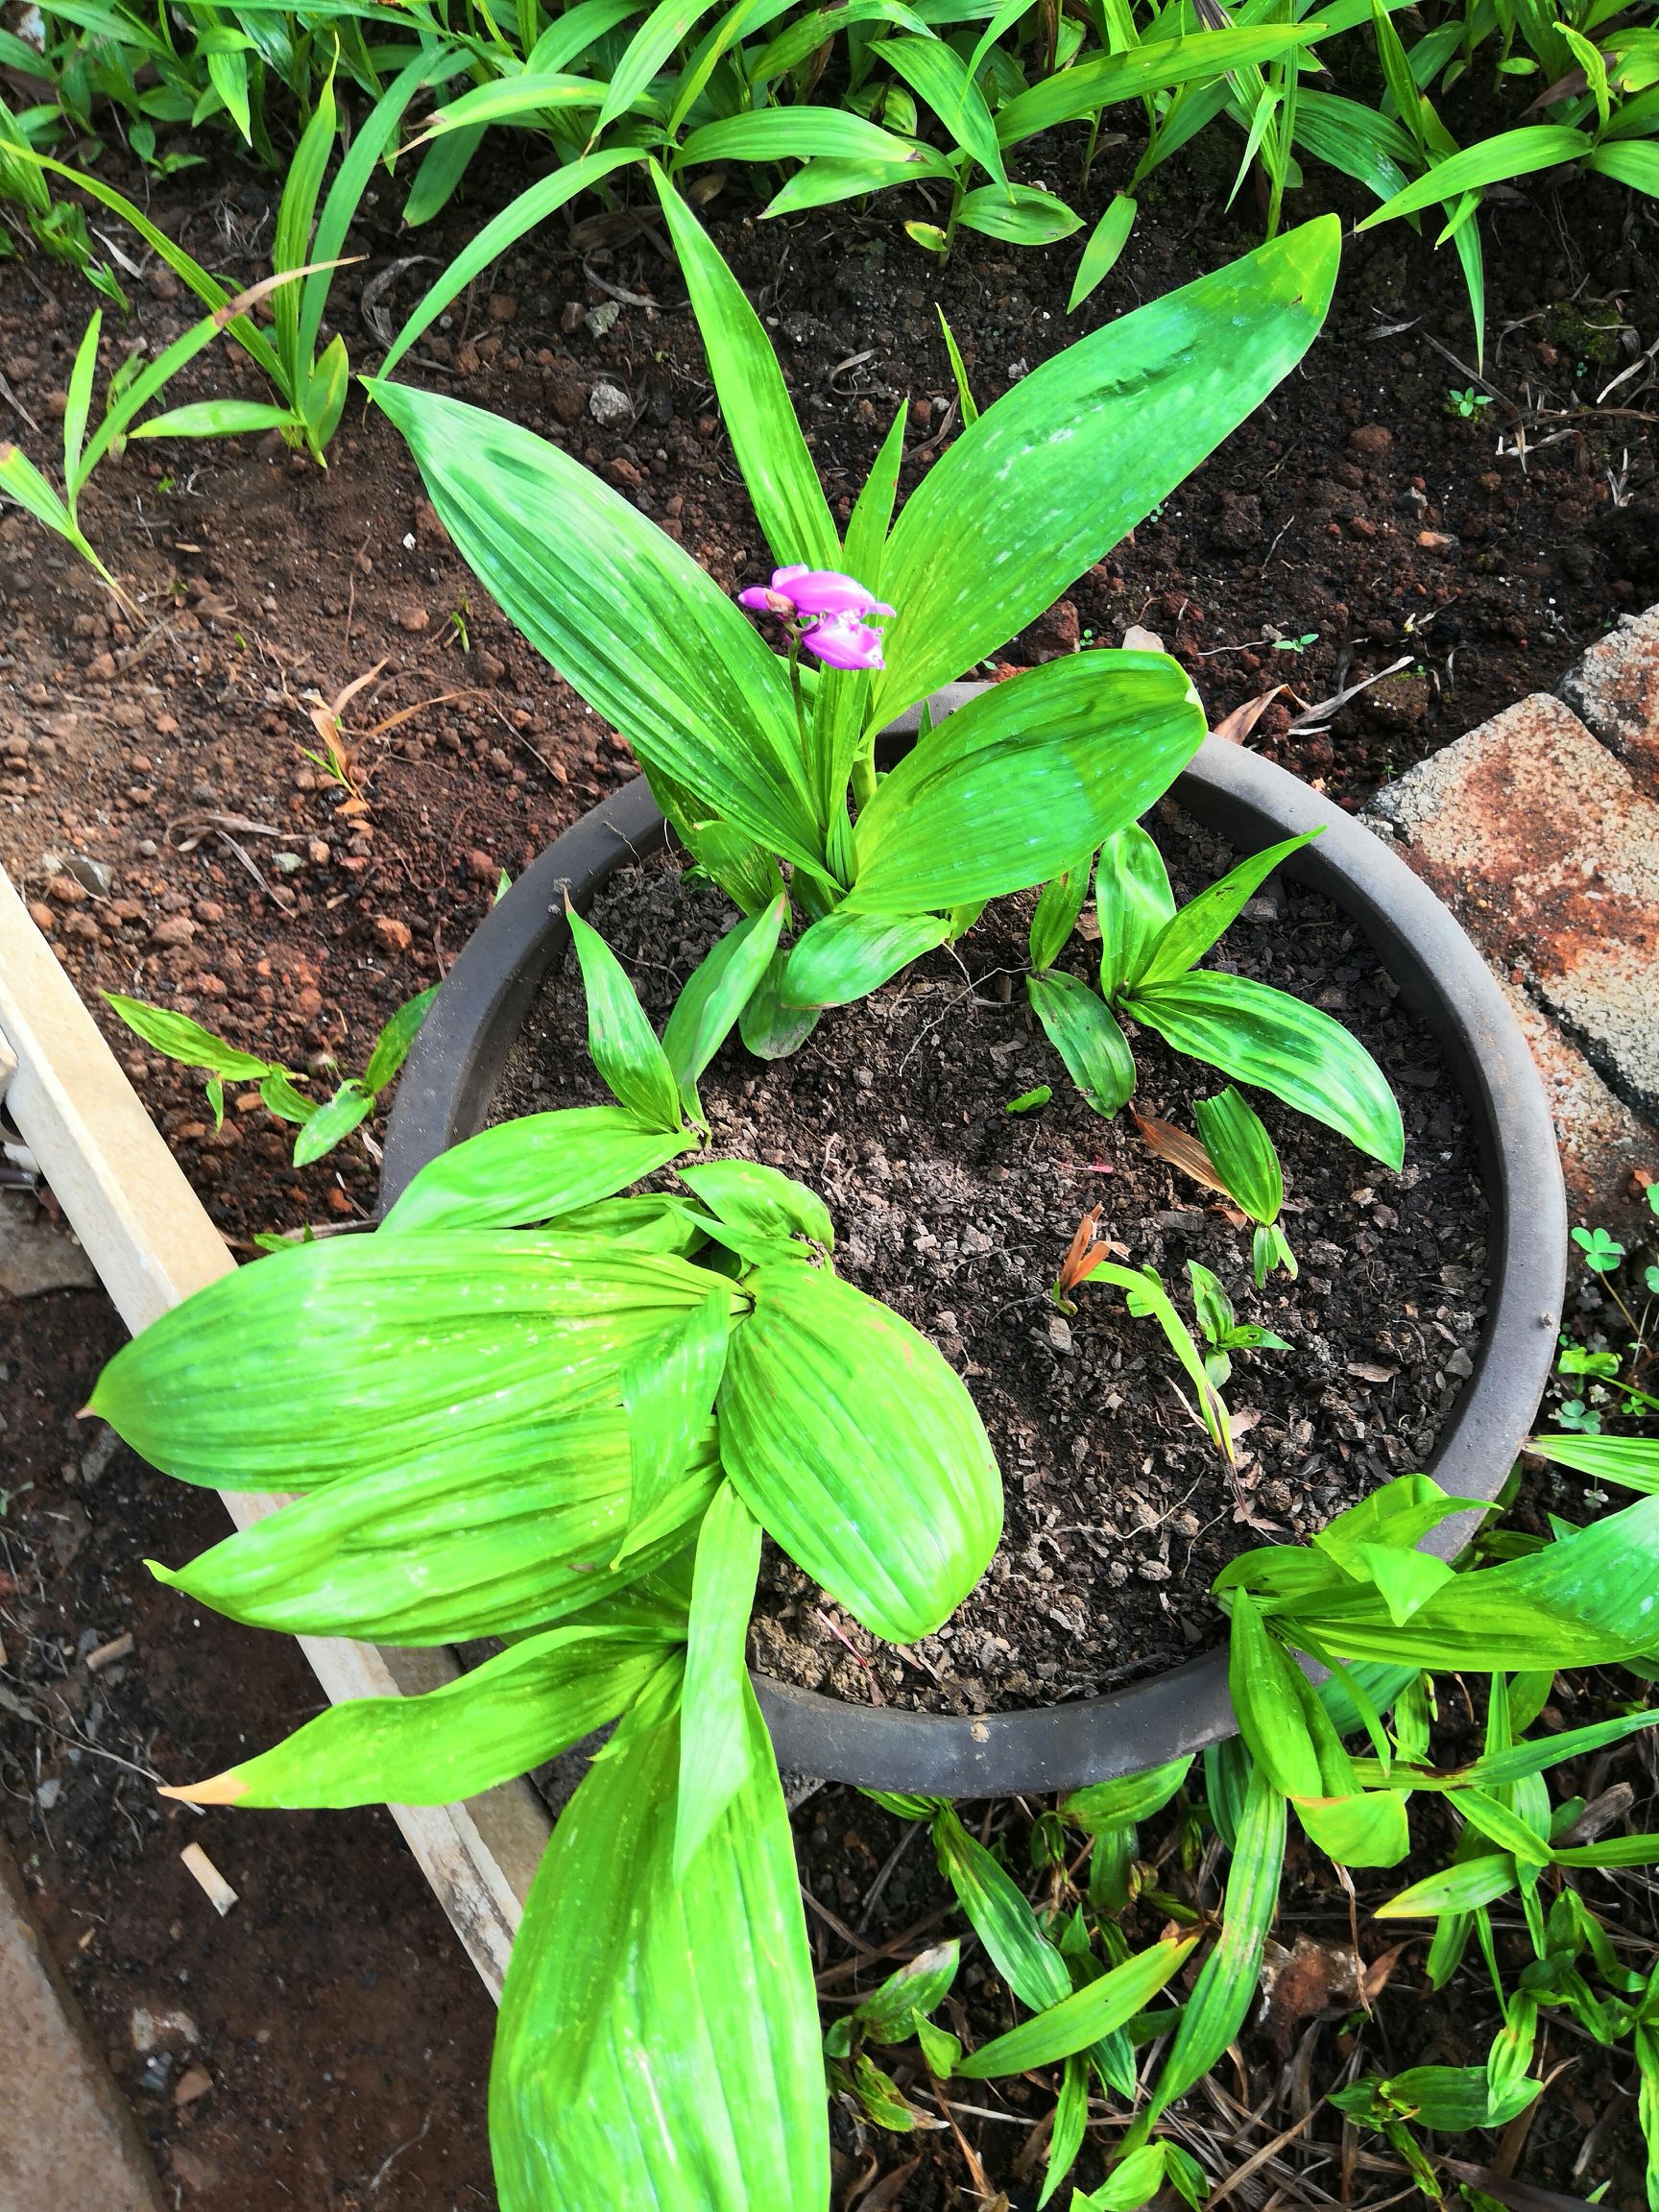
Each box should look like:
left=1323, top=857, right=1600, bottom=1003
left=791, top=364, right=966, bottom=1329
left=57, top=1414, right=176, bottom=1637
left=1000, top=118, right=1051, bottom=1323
left=489, top=802, right=1489, bottom=1716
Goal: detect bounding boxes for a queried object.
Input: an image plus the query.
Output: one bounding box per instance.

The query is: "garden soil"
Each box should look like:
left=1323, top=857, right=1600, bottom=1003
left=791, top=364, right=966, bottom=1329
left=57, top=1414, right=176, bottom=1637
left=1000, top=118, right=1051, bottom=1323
left=1, top=106, right=1654, bottom=2211
left=495, top=806, right=1488, bottom=1714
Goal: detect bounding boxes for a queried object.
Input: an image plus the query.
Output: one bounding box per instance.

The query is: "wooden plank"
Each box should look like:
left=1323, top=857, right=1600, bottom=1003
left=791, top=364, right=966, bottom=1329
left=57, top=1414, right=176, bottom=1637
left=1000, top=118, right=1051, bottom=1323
left=0, top=864, right=548, bottom=1995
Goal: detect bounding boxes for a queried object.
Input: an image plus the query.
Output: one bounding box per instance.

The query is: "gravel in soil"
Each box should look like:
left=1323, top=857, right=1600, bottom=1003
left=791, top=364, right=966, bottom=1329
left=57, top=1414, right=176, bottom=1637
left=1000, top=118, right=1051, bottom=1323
left=495, top=803, right=1488, bottom=1714
left=0, top=1282, right=496, bottom=2210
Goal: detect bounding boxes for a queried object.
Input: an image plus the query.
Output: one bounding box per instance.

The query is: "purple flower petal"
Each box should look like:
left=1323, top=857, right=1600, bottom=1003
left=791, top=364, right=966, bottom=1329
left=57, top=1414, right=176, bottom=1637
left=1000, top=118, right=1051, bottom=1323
left=777, top=567, right=885, bottom=617
left=803, top=615, right=885, bottom=671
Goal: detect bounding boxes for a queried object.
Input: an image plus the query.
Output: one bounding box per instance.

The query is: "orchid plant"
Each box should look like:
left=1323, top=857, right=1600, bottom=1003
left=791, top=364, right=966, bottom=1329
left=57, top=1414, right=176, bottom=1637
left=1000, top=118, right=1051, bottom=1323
left=370, top=171, right=1342, bottom=1070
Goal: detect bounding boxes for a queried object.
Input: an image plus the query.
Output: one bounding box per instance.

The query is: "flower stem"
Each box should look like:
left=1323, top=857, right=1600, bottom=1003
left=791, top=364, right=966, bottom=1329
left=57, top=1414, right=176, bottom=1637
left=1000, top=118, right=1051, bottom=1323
left=786, top=634, right=809, bottom=759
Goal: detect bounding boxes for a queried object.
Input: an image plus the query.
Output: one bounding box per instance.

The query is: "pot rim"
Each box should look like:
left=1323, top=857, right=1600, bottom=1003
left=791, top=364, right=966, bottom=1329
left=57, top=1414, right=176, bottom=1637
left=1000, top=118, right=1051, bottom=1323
left=383, top=687, right=1566, bottom=1795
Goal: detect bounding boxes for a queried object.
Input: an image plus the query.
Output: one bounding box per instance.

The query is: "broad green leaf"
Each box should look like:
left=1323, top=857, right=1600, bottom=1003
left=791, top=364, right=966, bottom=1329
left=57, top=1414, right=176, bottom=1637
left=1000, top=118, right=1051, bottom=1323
left=957, top=1936, right=1195, bottom=2077
left=1124, top=970, right=1405, bottom=1168
left=676, top=1480, right=762, bottom=1877
left=567, top=905, right=684, bottom=1132
left=996, top=25, right=1329, bottom=144
left=651, top=169, right=838, bottom=572
left=1040, top=2055, right=1090, bottom=2207
left=619, top=1290, right=732, bottom=1550
left=781, top=907, right=950, bottom=1007
left=1137, top=831, right=1318, bottom=991
left=737, top=950, right=823, bottom=1059
left=678, top=105, right=930, bottom=164
left=1295, top=1788, right=1411, bottom=1867
left=1358, top=125, right=1593, bottom=228
left=1352, top=1542, right=1456, bottom=1624
left=413, top=73, right=608, bottom=136
left=149, top=1404, right=721, bottom=1643
left=1063, top=1754, right=1192, bottom=1834
left=104, top=994, right=273, bottom=1079
left=292, top=1078, right=374, bottom=1166
left=596, top=0, right=724, bottom=136
left=1310, top=1474, right=1480, bottom=1573
left=932, top=1807, right=1071, bottom=2011
left=1069, top=194, right=1138, bottom=312
left=491, top=1663, right=827, bottom=2212
left=92, top=1227, right=732, bottom=1488
left=1451, top=1786, right=1553, bottom=1866
left=761, top=147, right=956, bottom=217
left=1525, top=1432, right=1659, bottom=1491
left=678, top=1160, right=834, bottom=1250
left=382, top=1106, right=695, bottom=1235
left=720, top=1263, right=1000, bottom=1643
left=362, top=986, right=437, bottom=1094
left=851, top=653, right=1204, bottom=912
left=1585, top=141, right=1659, bottom=197
left=873, top=33, right=1005, bottom=184
left=369, top=384, right=824, bottom=873
left=1376, top=1853, right=1519, bottom=1918
left=661, top=895, right=786, bottom=1118
left=1371, top=2063, right=1541, bottom=2130
left=1029, top=855, right=1094, bottom=974
left=1283, top=1494, right=1659, bottom=1670
left=871, top=220, right=1339, bottom=721
left=61, top=311, right=100, bottom=491
left=1228, top=1590, right=1324, bottom=1799
left=259, top=1068, right=316, bottom=1125
left=855, top=1939, right=960, bottom=2040
left=1073, top=2143, right=1170, bottom=2211
left=1027, top=971, right=1136, bottom=1118
left=1146, top=1756, right=1286, bottom=2118
left=955, top=182, right=1083, bottom=243
left=1096, top=825, right=1176, bottom=998
left=1192, top=1086, right=1282, bottom=1225
left=161, top=1625, right=675, bottom=1809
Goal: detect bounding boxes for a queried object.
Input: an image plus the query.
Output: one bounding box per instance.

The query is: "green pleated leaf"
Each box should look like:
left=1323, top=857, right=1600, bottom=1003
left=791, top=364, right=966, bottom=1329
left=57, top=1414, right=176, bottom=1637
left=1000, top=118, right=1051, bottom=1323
left=1095, top=824, right=1176, bottom=999
left=1123, top=970, right=1405, bottom=1168
left=662, top=895, right=786, bottom=1121
left=781, top=907, right=951, bottom=1007
left=1137, top=831, right=1318, bottom=992
left=872, top=33, right=1005, bottom=184
left=362, top=986, right=437, bottom=1095
left=104, top=993, right=272, bottom=1079
left=932, top=1807, right=1071, bottom=2011
left=1228, top=1590, right=1325, bottom=1800
left=292, top=1078, right=375, bottom=1166
left=382, top=1107, right=696, bottom=1236
left=957, top=1936, right=1196, bottom=2078
left=1069, top=194, right=1138, bottom=313
left=491, top=1663, right=828, bottom=2212
left=1357, top=125, right=1592, bottom=228
left=1524, top=1432, right=1659, bottom=1492
left=849, top=654, right=1203, bottom=914
left=619, top=1290, right=732, bottom=1554
left=650, top=168, right=839, bottom=573
left=1283, top=1494, right=1659, bottom=1671
left=567, top=906, right=684, bottom=1133
left=718, top=1262, right=1001, bottom=1643
left=678, top=1160, right=834, bottom=1252
left=1295, top=1788, right=1411, bottom=1868
left=1146, top=1756, right=1286, bottom=2120
left=677, top=103, right=927, bottom=166
left=869, top=219, right=1339, bottom=718
left=737, top=948, right=825, bottom=1059
left=1028, top=854, right=1094, bottom=974
left=1063, top=1754, right=1192, bottom=1834
left=91, top=1228, right=732, bottom=1488
left=995, top=24, right=1329, bottom=146
left=149, top=1409, right=719, bottom=1645
left=163, top=1625, right=677, bottom=1810
left=1192, top=1087, right=1282, bottom=1225
left=761, top=147, right=956, bottom=218
left=1027, top=971, right=1137, bottom=1118
left=854, top=1939, right=960, bottom=2041
left=368, top=382, right=825, bottom=874
left=1376, top=1853, right=1520, bottom=1919
left=676, top=1480, right=763, bottom=1878
left=954, top=182, right=1083, bottom=244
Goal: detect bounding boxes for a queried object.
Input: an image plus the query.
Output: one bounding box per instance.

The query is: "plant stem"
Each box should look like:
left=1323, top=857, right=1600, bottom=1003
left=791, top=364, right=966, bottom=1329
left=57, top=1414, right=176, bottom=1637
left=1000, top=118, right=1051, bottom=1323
left=786, top=633, right=809, bottom=759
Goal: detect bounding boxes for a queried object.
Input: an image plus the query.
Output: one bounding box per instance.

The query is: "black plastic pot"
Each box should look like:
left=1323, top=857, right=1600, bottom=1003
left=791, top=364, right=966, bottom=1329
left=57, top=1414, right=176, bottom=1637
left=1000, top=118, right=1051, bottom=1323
left=383, top=686, right=1567, bottom=1795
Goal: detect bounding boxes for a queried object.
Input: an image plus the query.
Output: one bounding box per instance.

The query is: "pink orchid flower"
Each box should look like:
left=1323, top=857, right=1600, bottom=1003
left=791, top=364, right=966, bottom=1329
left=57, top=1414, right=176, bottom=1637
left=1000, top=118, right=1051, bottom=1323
left=737, top=565, right=894, bottom=671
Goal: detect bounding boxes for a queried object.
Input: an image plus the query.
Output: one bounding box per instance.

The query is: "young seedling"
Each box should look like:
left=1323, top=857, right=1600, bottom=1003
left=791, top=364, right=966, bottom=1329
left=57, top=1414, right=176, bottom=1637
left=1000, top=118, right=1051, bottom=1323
left=106, top=985, right=434, bottom=1171
left=1444, top=384, right=1494, bottom=419
left=1186, top=1261, right=1290, bottom=1386
left=1193, top=1087, right=1297, bottom=1285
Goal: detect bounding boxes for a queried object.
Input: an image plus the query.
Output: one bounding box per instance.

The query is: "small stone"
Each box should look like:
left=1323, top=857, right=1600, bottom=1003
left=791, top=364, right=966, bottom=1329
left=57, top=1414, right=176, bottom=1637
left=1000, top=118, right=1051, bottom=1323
left=46, top=874, right=87, bottom=905
left=1347, top=423, right=1393, bottom=460
left=150, top=914, right=195, bottom=947
left=584, top=301, right=621, bottom=340
left=172, top=2066, right=213, bottom=2110
left=465, top=848, right=497, bottom=883
left=1046, top=1315, right=1074, bottom=1355
left=63, top=854, right=113, bottom=896
left=397, top=605, right=430, bottom=634
left=85, top=652, right=117, bottom=682
left=372, top=915, right=412, bottom=954
left=193, top=899, right=224, bottom=925
left=488, top=292, right=517, bottom=324
left=273, top=852, right=303, bottom=875
left=589, top=379, right=634, bottom=427
left=26, top=901, right=55, bottom=933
